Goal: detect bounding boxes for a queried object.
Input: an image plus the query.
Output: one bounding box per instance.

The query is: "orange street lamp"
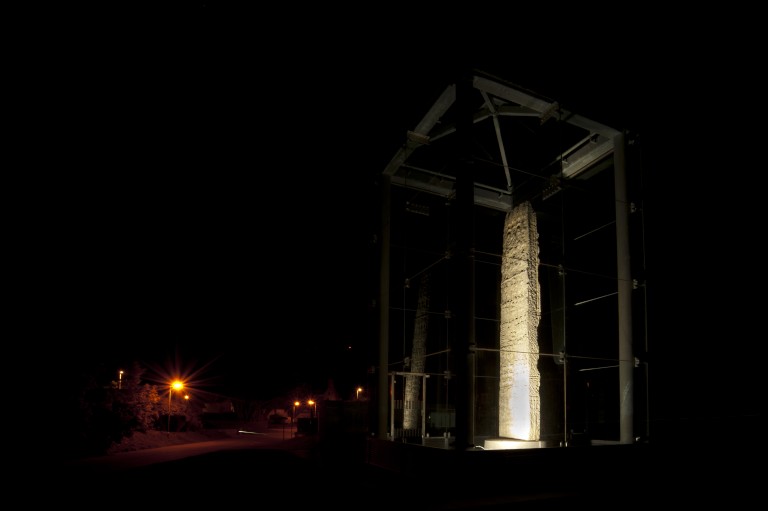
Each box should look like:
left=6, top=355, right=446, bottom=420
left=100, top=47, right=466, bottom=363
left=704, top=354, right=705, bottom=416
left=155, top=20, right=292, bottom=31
left=118, top=370, right=124, bottom=390
left=356, top=387, right=363, bottom=400
left=308, top=399, right=316, bottom=418
left=168, top=380, right=184, bottom=433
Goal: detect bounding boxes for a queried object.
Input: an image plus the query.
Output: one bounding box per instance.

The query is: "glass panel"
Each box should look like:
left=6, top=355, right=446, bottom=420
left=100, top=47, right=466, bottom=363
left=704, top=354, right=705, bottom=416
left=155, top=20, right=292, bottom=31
left=384, top=158, right=648, bottom=449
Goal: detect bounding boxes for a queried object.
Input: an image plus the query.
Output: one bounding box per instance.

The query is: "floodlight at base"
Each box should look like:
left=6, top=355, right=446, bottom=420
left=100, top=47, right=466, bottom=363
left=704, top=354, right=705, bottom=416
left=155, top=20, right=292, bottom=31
left=483, top=438, right=547, bottom=450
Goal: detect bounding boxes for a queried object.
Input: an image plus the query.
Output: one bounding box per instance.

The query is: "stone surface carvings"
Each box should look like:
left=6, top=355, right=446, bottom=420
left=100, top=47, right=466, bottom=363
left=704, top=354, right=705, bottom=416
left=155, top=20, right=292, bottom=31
left=404, top=273, right=429, bottom=431
left=499, top=201, right=541, bottom=441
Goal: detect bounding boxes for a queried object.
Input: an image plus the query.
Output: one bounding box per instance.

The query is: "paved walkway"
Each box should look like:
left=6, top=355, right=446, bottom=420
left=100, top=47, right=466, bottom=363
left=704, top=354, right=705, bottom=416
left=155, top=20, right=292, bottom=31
left=59, top=427, right=317, bottom=472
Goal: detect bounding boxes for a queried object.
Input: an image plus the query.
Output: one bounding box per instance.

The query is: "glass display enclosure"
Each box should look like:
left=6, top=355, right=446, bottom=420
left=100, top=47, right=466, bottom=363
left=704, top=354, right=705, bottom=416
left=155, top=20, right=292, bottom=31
left=376, top=71, right=647, bottom=450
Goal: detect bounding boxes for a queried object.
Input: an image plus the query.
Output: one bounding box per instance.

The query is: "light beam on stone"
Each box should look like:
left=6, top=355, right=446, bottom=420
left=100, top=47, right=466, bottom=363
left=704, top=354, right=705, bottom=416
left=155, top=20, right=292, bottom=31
left=499, top=201, right=541, bottom=441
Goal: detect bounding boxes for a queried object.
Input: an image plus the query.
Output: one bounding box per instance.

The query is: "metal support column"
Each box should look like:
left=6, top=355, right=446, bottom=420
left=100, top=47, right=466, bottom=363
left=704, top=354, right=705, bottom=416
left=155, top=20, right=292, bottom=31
left=452, top=58, right=476, bottom=450
left=378, top=174, right=391, bottom=440
left=614, top=131, right=634, bottom=444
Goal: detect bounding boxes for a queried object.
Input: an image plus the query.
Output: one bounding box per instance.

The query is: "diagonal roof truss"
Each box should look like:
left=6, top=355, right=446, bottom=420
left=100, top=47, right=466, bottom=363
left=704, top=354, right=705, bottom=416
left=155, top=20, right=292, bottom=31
left=382, top=70, right=621, bottom=212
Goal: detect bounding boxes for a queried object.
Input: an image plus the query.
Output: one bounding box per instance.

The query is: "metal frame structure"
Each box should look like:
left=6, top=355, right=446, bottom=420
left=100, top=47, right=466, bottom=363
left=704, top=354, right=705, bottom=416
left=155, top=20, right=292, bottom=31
left=375, top=68, right=645, bottom=450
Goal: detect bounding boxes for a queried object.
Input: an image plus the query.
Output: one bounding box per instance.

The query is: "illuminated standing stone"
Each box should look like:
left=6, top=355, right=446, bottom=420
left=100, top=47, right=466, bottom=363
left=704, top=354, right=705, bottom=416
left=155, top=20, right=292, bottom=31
left=404, top=273, right=429, bottom=432
left=499, top=201, right=541, bottom=441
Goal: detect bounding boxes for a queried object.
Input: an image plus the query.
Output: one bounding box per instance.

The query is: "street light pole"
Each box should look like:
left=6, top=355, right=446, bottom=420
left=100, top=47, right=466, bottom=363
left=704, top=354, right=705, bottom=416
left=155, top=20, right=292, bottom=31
left=168, top=380, right=184, bottom=433
left=293, top=401, right=299, bottom=437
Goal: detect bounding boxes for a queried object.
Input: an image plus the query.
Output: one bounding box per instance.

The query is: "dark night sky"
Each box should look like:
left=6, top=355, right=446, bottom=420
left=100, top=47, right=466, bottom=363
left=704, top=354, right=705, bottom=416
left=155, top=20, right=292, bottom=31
left=40, top=12, right=461, bottom=400
left=34, top=8, right=764, bottom=431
